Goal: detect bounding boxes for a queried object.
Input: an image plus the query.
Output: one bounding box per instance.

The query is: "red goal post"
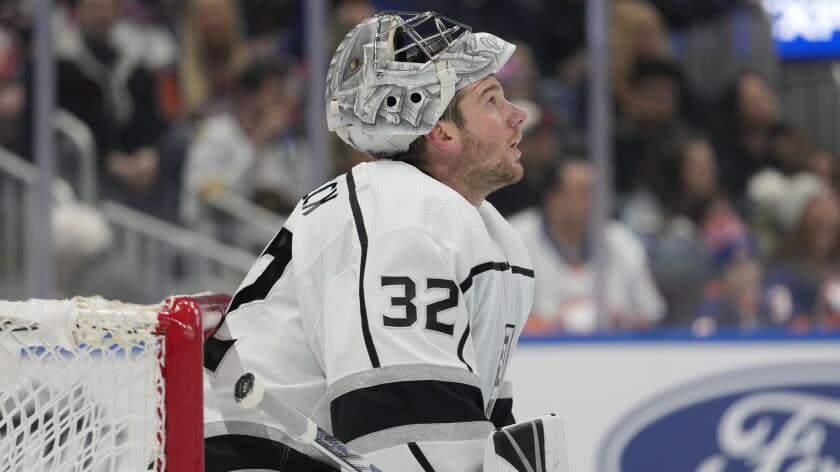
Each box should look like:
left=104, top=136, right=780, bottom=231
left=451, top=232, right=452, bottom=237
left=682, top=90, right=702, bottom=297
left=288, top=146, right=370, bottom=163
left=0, top=293, right=231, bottom=472
left=159, top=294, right=230, bottom=471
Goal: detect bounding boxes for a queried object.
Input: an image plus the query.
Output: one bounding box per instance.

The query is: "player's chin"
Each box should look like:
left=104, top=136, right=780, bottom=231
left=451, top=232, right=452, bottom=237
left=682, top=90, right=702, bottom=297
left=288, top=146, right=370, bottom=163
left=510, top=164, right=525, bottom=183
left=504, top=159, right=525, bottom=184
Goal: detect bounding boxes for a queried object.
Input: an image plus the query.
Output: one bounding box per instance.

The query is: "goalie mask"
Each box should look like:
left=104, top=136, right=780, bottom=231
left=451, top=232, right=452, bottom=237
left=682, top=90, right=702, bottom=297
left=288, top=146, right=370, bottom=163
left=326, top=11, right=516, bottom=158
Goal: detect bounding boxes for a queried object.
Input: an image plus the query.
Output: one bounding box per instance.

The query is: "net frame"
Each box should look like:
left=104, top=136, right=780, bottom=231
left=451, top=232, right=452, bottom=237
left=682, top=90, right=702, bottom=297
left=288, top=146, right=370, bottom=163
left=0, top=293, right=230, bottom=472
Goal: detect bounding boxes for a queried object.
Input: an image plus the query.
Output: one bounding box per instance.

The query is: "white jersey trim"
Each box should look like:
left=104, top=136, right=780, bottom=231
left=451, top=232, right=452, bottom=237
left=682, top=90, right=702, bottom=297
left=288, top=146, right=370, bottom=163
left=347, top=421, right=494, bottom=454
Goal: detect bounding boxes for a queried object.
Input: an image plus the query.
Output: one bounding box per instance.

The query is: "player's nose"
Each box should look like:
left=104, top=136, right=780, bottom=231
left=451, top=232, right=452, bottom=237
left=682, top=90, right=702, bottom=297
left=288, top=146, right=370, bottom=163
left=507, top=101, right=527, bottom=129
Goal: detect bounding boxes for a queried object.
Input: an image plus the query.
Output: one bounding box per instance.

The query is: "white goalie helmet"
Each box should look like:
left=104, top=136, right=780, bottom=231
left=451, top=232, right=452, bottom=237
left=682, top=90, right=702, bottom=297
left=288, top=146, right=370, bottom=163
left=326, top=11, right=516, bottom=158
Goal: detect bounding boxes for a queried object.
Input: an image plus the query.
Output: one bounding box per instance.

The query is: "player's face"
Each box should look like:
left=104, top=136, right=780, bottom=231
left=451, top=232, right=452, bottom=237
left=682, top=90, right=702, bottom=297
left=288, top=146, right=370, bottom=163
left=455, top=77, right=527, bottom=192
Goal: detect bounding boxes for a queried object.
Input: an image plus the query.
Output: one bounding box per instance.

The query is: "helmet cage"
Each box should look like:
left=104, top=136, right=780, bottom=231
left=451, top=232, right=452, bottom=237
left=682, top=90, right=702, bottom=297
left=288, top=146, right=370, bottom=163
left=373, top=11, right=472, bottom=69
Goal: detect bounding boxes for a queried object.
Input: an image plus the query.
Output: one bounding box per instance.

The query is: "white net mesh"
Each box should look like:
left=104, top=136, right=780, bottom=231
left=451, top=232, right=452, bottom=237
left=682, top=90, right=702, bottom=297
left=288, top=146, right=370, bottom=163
left=0, top=297, right=167, bottom=472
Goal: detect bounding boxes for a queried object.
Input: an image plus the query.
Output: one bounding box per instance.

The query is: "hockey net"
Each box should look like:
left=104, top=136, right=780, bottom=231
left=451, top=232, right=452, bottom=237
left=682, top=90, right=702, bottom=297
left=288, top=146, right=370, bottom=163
left=0, top=293, right=230, bottom=472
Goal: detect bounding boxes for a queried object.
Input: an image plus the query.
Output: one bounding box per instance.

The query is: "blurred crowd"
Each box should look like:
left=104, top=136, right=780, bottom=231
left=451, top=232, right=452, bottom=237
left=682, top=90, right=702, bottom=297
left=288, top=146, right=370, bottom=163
left=1, top=0, right=839, bottom=335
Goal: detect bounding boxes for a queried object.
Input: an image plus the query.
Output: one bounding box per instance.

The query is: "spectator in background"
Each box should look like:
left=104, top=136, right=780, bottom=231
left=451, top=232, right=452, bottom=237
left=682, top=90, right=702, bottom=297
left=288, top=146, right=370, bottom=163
left=696, top=171, right=840, bottom=334
left=675, top=1, right=778, bottom=103
left=805, top=146, right=839, bottom=190
left=623, top=130, right=735, bottom=326
left=181, top=57, right=309, bottom=238
left=611, top=0, right=671, bottom=109
left=178, top=0, right=249, bottom=120
left=747, top=132, right=833, bottom=256
left=111, top=0, right=178, bottom=73
left=710, top=72, right=782, bottom=206
left=614, top=58, right=690, bottom=194
left=624, top=129, right=723, bottom=237
left=767, top=123, right=812, bottom=176
left=510, top=154, right=665, bottom=335
left=763, top=174, right=840, bottom=330
left=692, top=236, right=769, bottom=334
left=112, top=0, right=180, bottom=121
left=56, top=0, right=166, bottom=213
left=537, top=0, right=670, bottom=130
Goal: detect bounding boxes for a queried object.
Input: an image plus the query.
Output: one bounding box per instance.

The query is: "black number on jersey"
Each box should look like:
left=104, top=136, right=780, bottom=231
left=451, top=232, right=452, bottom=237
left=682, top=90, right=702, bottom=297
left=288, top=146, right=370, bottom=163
left=381, top=276, right=417, bottom=327
left=381, top=276, right=458, bottom=336
left=426, top=278, right=458, bottom=335
left=302, top=181, right=339, bottom=216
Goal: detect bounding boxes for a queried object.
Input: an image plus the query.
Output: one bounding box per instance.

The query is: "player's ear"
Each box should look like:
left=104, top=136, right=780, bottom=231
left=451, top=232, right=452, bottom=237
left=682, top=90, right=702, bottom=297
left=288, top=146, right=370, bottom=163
left=425, top=120, right=460, bottom=154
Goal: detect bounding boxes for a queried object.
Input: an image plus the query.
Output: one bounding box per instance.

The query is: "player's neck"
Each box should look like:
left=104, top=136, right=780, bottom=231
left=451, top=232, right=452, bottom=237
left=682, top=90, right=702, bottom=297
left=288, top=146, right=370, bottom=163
left=447, top=178, right=487, bottom=206
left=420, top=161, right=488, bottom=207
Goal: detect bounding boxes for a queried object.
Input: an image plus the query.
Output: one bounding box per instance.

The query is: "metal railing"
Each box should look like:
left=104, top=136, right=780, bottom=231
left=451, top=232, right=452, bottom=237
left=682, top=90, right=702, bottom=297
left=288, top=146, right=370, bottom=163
left=201, top=191, right=287, bottom=251
left=101, top=200, right=254, bottom=300
left=54, top=109, right=98, bottom=203
left=0, top=148, right=254, bottom=302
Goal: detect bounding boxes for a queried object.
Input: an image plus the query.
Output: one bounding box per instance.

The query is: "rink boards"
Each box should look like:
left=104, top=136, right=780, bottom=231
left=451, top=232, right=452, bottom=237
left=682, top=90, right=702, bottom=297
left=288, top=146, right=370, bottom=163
left=510, top=332, right=840, bottom=472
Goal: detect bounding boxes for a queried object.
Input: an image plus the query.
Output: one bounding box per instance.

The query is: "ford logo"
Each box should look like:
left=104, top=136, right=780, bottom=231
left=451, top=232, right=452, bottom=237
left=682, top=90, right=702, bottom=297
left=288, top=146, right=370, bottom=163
left=598, top=362, right=840, bottom=471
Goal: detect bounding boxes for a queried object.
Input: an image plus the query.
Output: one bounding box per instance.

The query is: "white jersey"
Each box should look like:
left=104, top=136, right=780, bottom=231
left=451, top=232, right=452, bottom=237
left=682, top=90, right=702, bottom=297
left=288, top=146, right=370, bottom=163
left=509, top=208, right=664, bottom=333
left=204, top=160, right=535, bottom=471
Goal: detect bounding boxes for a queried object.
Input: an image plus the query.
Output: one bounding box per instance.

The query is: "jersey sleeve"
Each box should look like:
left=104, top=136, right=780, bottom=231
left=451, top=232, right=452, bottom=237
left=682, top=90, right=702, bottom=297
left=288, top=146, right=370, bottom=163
left=202, top=218, right=344, bottom=471
left=310, top=226, right=493, bottom=471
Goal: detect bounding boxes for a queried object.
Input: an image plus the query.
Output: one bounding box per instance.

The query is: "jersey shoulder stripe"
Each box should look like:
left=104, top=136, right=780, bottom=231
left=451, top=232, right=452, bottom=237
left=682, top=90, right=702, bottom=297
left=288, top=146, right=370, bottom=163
left=511, top=266, right=534, bottom=277
left=459, top=261, right=535, bottom=293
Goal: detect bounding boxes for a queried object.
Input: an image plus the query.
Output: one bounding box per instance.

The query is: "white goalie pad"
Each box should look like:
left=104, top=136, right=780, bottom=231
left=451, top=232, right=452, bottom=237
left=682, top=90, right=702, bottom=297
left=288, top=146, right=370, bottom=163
left=484, top=414, right=569, bottom=472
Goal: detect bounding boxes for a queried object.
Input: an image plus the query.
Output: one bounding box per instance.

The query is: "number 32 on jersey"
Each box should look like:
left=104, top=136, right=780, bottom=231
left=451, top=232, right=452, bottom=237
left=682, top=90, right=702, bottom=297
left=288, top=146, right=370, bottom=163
left=379, top=275, right=516, bottom=417
left=379, top=276, right=458, bottom=336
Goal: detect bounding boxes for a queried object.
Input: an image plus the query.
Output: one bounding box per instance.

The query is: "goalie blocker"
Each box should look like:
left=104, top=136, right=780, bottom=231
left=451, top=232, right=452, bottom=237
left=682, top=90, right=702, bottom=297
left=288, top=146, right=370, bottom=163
left=484, top=415, right=569, bottom=472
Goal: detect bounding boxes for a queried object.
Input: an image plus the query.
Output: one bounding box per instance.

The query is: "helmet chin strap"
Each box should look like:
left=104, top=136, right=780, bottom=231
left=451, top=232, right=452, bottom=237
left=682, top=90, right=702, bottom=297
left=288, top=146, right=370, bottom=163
left=436, top=60, right=458, bottom=113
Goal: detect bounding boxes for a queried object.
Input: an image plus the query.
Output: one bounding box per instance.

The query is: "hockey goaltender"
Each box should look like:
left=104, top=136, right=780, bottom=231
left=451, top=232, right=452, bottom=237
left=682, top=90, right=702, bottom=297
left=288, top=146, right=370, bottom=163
left=203, top=10, right=566, bottom=472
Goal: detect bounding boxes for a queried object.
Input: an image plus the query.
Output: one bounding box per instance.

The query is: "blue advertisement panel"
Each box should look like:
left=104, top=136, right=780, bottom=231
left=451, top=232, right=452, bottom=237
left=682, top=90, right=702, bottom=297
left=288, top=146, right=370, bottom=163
left=764, top=0, right=840, bottom=60
left=600, top=363, right=840, bottom=471
left=511, top=332, right=840, bottom=472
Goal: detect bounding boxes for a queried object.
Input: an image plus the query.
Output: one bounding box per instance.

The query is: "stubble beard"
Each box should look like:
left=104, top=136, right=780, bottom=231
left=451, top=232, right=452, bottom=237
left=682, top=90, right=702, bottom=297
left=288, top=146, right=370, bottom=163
left=458, top=128, right=523, bottom=199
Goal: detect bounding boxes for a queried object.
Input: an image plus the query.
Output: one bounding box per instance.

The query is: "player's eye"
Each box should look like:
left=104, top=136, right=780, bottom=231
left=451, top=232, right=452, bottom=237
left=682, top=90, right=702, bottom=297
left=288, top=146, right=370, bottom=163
left=488, top=96, right=497, bottom=106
